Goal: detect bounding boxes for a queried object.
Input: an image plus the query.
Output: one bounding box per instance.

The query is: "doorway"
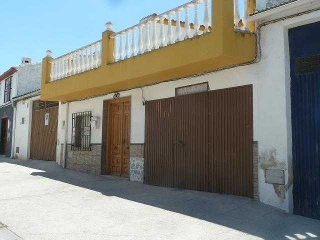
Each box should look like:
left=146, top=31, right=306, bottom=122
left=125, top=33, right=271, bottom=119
left=0, top=118, right=8, bottom=155
left=289, top=22, right=320, bottom=220
left=106, top=97, right=131, bottom=177
left=30, top=101, right=59, bottom=161
left=145, top=86, right=254, bottom=198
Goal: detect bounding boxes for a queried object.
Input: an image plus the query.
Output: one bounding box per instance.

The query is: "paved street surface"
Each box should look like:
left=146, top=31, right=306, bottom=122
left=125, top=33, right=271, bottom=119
left=0, top=157, right=319, bottom=240
left=0, top=222, right=22, bottom=240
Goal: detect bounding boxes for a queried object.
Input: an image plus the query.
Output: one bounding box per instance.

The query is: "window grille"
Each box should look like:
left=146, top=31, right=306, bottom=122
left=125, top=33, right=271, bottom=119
left=4, top=77, right=12, bottom=103
left=71, top=111, right=92, bottom=151
left=33, top=101, right=59, bottom=110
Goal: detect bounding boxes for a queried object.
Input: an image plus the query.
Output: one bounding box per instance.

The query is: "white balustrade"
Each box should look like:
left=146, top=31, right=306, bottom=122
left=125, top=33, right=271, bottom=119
left=111, top=0, right=212, bottom=62
left=50, top=40, right=101, bottom=82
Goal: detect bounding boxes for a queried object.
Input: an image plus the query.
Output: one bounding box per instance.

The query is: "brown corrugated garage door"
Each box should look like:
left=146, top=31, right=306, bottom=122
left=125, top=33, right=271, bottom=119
left=30, top=101, right=59, bottom=161
left=145, top=85, right=253, bottom=198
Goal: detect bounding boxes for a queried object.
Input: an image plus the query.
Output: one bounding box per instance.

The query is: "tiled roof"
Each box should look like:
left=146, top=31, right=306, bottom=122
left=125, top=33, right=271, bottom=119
left=0, top=67, right=17, bottom=82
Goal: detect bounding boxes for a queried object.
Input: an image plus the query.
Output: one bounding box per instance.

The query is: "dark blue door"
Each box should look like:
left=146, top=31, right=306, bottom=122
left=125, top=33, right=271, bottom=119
left=290, top=22, right=320, bottom=220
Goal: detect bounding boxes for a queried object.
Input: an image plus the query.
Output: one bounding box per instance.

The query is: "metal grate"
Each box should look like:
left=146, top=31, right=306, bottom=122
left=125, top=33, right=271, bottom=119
left=33, top=101, right=59, bottom=110
left=175, top=82, right=209, bottom=96
left=71, top=111, right=92, bottom=151
left=296, top=55, right=320, bottom=74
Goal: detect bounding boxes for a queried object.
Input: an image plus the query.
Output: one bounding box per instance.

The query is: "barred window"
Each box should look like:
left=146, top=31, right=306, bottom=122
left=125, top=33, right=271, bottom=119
left=71, top=111, right=92, bottom=151
left=4, top=77, right=12, bottom=103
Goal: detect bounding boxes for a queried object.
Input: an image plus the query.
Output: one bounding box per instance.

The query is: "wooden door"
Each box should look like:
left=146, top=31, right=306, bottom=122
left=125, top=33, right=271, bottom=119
left=30, top=101, right=59, bottom=161
left=0, top=118, right=8, bottom=155
left=107, top=98, right=131, bottom=177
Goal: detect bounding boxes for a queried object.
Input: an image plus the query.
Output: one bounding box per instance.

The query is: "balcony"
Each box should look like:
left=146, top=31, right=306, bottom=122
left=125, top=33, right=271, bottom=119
left=41, top=0, right=256, bottom=102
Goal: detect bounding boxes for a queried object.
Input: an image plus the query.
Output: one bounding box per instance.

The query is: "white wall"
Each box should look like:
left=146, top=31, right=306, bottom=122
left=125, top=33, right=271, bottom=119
left=0, top=63, right=41, bottom=108
left=13, top=95, right=39, bottom=160
left=16, top=63, right=41, bottom=96
left=56, top=11, right=320, bottom=213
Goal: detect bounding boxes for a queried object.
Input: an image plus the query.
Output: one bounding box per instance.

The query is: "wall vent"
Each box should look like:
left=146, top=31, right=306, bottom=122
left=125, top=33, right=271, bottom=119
left=296, top=55, right=320, bottom=74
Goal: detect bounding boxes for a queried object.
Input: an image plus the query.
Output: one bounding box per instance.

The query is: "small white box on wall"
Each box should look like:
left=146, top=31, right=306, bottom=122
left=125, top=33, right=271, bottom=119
left=91, top=116, right=100, bottom=129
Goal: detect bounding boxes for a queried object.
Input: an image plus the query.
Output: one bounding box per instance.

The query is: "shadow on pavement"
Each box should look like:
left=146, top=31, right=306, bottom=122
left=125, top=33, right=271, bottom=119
left=1, top=158, right=320, bottom=240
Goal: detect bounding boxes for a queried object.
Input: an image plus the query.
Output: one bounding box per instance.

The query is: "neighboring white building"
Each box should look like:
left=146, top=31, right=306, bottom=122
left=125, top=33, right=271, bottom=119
left=0, top=58, right=41, bottom=158
left=9, top=59, right=42, bottom=160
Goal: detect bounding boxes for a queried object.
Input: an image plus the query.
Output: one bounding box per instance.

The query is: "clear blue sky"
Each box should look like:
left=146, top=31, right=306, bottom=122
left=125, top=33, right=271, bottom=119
left=0, top=0, right=189, bottom=74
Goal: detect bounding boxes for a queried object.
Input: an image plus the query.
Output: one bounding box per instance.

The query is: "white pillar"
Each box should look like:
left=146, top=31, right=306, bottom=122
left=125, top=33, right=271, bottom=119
left=160, top=16, right=167, bottom=47
left=184, top=4, right=191, bottom=39
left=242, top=0, right=248, bottom=30
left=203, top=0, right=210, bottom=32
left=125, top=30, right=131, bottom=58
left=194, top=0, right=200, bottom=35
left=175, top=8, right=182, bottom=42
left=139, top=24, right=145, bottom=54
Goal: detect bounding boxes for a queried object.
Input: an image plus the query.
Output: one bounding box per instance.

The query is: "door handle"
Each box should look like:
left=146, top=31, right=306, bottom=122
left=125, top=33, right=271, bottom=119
left=173, top=141, right=186, bottom=147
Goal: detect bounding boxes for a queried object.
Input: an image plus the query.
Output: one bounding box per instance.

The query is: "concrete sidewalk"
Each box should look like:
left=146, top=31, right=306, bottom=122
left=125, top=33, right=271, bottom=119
left=0, top=157, right=319, bottom=240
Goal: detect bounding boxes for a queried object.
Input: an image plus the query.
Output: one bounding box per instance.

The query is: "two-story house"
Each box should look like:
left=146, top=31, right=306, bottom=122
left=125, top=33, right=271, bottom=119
left=40, top=0, right=320, bottom=220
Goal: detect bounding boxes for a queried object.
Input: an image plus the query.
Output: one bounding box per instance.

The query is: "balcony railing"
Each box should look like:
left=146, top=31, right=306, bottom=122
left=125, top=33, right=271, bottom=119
left=48, top=0, right=251, bottom=82
left=112, top=0, right=211, bottom=62
left=50, top=41, right=102, bottom=82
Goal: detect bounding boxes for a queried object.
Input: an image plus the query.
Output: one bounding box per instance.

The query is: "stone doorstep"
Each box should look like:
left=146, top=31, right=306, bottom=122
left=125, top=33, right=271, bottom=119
left=0, top=225, right=23, bottom=240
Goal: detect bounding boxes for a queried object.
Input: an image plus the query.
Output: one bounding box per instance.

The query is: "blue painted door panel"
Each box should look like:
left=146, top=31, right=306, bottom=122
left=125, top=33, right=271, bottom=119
left=291, top=72, right=320, bottom=219
left=290, top=22, right=320, bottom=220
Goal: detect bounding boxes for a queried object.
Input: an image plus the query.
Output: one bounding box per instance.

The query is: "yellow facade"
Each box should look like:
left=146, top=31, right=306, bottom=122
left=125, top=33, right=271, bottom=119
left=41, top=0, right=256, bottom=102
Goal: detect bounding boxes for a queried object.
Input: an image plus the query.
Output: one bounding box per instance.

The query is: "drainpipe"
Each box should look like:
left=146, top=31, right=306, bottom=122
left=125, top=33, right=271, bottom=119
left=10, top=101, right=17, bottom=159
left=63, top=102, right=69, bottom=168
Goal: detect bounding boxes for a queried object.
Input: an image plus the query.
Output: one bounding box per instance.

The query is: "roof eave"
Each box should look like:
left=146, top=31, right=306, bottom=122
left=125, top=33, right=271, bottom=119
left=248, top=0, right=318, bottom=22
left=0, top=67, right=17, bottom=82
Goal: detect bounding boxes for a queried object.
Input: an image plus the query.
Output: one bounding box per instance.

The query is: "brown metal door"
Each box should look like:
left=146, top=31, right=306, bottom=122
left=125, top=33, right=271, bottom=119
left=145, top=98, right=175, bottom=187
left=174, top=92, right=209, bottom=191
left=208, top=86, right=253, bottom=198
left=145, top=85, right=253, bottom=198
left=107, top=98, right=131, bottom=177
left=30, top=101, right=58, bottom=161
